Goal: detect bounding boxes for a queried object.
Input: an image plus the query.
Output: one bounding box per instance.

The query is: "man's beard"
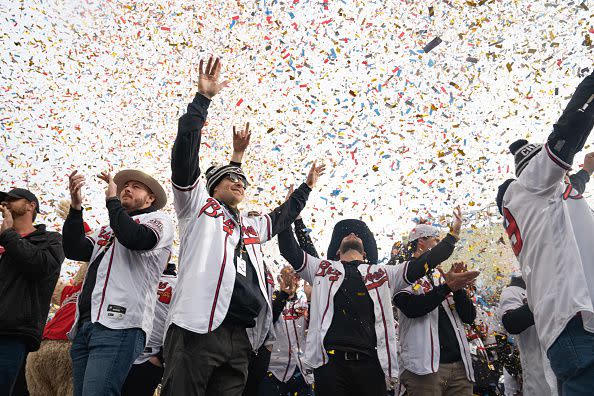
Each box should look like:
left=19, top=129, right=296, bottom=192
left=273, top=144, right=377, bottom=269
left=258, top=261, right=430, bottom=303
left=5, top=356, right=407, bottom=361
left=339, top=240, right=364, bottom=255
left=9, top=205, right=28, bottom=219
left=121, top=196, right=145, bottom=211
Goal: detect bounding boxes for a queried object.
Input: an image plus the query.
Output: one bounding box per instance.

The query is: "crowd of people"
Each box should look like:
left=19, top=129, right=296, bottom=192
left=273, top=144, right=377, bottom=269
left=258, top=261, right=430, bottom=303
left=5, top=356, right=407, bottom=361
left=0, top=55, right=593, bottom=396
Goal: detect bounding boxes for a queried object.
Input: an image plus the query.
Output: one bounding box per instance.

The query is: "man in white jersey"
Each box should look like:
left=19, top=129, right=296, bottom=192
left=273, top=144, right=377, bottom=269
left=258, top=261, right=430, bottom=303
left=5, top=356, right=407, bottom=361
left=122, top=262, right=177, bottom=396
left=497, top=71, right=594, bottom=395
left=278, top=211, right=477, bottom=396
left=499, top=274, right=557, bottom=396
left=394, top=223, right=479, bottom=396
left=63, top=169, right=174, bottom=395
left=161, top=55, right=324, bottom=396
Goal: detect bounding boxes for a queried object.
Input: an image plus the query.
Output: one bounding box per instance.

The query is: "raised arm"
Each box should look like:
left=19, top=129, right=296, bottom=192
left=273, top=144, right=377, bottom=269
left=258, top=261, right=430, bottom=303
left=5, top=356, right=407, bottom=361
left=171, top=56, right=229, bottom=187
left=63, top=170, right=93, bottom=261
left=294, top=217, right=319, bottom=258
left=546, top=71, right=594, bottom=167
left=267, top=162, right=325, bottom=237
left=278, top=225, right=305, bottom=272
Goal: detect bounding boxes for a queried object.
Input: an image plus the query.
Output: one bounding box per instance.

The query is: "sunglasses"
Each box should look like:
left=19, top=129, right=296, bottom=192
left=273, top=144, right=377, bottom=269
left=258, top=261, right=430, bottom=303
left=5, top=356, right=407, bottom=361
left=225, top=173, right=248, bottom=188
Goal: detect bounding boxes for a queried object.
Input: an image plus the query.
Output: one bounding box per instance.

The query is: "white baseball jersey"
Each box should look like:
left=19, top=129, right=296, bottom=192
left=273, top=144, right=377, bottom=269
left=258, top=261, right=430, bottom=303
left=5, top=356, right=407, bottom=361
left=396, top=274, right=474, bottom=382
left=166, top=179, right=274, bottom=350
left=295, top=253, right=413, bottom=379
left=502, top=146, right=594, bottom=351
left=134, top=272, right=178, bottom=364
left=498, top=285, right=557, bottom=396
left=68, top=211, right=174, bottom=341
left=268, top=296, right=312, bottom=384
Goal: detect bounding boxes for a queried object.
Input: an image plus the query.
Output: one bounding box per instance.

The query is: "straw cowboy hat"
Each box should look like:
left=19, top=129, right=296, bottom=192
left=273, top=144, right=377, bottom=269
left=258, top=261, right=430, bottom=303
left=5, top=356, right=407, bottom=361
left=113, top=169, right=167, bottom=211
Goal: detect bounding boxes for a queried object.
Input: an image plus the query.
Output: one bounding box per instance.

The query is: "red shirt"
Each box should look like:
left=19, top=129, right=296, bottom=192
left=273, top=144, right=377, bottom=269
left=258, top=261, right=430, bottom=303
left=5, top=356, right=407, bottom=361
left=42, top=284, right=82, bottom=340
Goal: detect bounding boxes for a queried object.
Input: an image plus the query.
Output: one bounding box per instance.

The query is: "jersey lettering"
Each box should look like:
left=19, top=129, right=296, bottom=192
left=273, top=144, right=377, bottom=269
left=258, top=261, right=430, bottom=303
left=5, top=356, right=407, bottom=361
left=503, top=207, right=523, bottom=256
left=198, top=198, right=224, bottom=219
left=364, top=268, right=388, bottom=290
left=315, top=261, right=342, bottom=281
left=97, top=226, right=113, bottom=247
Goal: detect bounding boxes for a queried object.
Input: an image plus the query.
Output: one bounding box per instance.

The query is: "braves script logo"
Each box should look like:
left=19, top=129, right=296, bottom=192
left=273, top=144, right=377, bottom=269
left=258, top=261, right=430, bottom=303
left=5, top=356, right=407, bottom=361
left=364, top=268, right=389, bottom=290
left=198, top=198, right=224, bottom=219
left=282, top=305, right=307, bottom=321
left=242, top=225, right=261, bottom=245
left=97, top=226, right=113, bottom=247
left=315, top=261, right=342, bottom=281
left=198, top=198, right=237, bottom=236
left=157, top=281, right=173, bottom=304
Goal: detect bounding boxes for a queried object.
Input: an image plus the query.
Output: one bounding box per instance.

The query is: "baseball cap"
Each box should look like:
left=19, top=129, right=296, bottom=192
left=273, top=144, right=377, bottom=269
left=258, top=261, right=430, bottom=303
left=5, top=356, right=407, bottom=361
left=0, top=188, right=41, bottom=213
left=408, top=224, right=439, bottom=242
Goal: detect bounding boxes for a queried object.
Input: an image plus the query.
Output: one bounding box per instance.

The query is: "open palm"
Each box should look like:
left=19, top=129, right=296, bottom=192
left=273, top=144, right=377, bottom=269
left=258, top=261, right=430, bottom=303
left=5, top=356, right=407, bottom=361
left=198, top=56, right=230, bottom=99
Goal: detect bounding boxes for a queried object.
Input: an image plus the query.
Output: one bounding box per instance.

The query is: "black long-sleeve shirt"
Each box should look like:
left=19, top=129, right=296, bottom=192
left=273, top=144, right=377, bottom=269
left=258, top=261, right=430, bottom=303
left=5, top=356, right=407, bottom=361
left=172, top=93, right=311, bottom=328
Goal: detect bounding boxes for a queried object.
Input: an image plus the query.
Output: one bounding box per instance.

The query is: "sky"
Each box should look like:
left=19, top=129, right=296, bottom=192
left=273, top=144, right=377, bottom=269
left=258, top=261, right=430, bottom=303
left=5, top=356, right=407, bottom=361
left=1, top=0, right=593, bottom=290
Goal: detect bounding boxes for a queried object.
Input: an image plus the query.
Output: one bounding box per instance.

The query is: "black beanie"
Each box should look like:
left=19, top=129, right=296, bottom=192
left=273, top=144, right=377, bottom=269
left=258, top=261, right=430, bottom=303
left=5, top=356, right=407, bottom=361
left=509, top=139, right=542, bottom=177
left=205, top=164, right=249, bottom=196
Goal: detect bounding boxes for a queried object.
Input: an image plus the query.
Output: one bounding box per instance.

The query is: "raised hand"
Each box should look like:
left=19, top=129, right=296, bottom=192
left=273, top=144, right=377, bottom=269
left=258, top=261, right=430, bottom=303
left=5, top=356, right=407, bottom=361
left=198, top=56, right=230, bottom=100
left=0, top=204, right=13, bottom=233
left=583, top=152, right=594, bottom=175
left=306, top=161, right=326, bottom=189
left=233, top=123, right=251, bottom=154
left=56, top=200, right=71, bottom=220
left=438, top=264, right=479, bottom=292
left=450, top=205, right=463, bottom=237
left=68, top=170, right=85, bottom=210
left=98, top=171, right=117, bottom=199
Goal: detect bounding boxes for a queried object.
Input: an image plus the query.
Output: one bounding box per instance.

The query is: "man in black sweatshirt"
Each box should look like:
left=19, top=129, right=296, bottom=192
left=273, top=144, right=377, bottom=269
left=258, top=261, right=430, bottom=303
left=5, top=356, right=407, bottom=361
left=0, top=188, right=64, bottom=395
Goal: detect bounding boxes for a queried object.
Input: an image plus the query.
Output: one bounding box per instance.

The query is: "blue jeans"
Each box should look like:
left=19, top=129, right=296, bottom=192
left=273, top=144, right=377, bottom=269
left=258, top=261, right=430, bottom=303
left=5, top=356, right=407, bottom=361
left=70, top=321, right=145, bottom=396
left=547, top=315, right=594, bottom=396
left=0, top=337, right=27, bottom=396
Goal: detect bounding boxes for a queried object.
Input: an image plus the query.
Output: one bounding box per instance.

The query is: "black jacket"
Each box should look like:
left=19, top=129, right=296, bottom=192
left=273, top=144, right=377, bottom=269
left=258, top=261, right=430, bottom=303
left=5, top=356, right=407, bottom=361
left=0, top=225, right=65, bottom=351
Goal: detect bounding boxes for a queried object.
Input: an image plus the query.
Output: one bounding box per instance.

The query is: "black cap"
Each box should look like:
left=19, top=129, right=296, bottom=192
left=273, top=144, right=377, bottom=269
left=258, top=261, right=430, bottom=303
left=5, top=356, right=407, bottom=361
left=0, top=188, right=40, bottom=213
left=326, top=219, right=378, bottom=264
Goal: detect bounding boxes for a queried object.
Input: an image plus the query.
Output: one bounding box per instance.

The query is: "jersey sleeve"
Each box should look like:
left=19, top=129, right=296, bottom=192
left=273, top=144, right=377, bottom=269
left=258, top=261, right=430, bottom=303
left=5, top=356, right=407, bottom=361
left=248, top=213, right=273, bottom=244
left=385, top=264, right=411, bottom=296
left=497, top=286, right=524, bottom=320
left=140, top=212, right=175, bottom=250
left=295, top=253, right=323, bottom=285
left=172, top=178, right=209, bottom=220
left=517, top=148, right=567, bottom=195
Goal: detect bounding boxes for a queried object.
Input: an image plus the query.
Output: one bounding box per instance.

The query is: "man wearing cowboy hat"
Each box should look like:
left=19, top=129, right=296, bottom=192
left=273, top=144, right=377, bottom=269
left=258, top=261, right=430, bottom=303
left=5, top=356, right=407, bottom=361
left=62, top=168, right=174, bottom=395
left=278, top=209, right=475, bottom=396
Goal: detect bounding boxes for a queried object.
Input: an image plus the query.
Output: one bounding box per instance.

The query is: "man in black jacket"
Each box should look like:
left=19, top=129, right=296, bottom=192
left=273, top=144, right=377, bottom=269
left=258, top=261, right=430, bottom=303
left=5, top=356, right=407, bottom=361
left=0, top=188, right=65, bottom=395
